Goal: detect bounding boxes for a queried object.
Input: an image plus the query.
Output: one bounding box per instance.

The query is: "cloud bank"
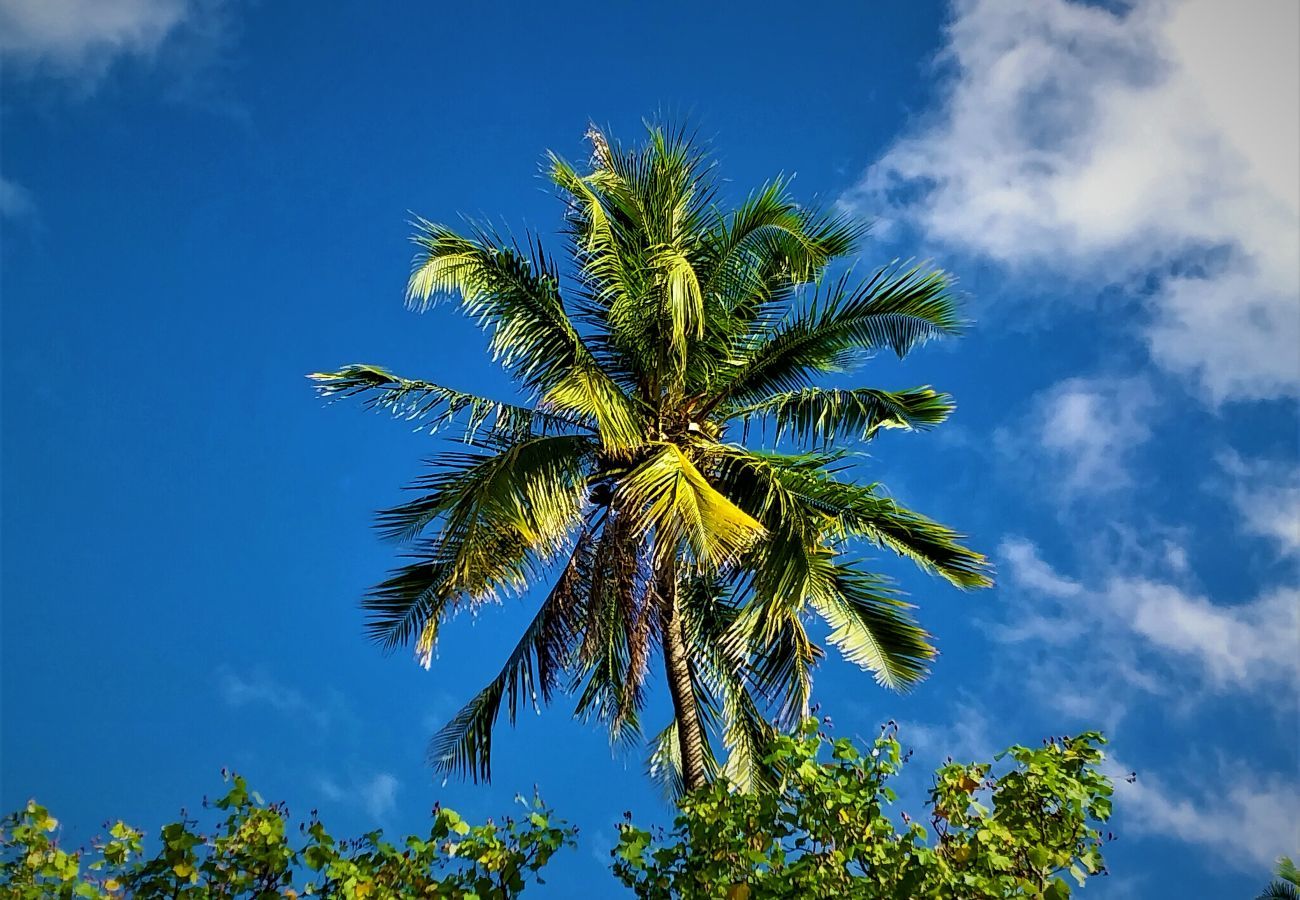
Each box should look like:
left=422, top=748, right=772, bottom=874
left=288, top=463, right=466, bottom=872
left=850, top=0, right=1300, bottom=403
left=0, top=0, right=198, bottom=83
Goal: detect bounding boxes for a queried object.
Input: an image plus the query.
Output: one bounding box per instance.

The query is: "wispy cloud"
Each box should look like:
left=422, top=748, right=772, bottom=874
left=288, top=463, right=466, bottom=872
left=0, top=0, right=194, bottom=84
left=359, top=772, right=399, bottom=820
left=990, top=533, right=1299, bottom=870
left=314, top=772, right=401, bottom=822
left=1114, top=761, right=1300, bottom=871
left=1220, top=451, right=1300, bottom=559
left=0, top=174, right=37, bottom=221
left=996, top=537, right=1300, bottom=699
left=898, top=700, right=995, bottom=765
left=996, top=376, right=1155, bottom=502
left=848, top=0, right=1300, bottom=403
left=216, top=667, right=356, bottom=733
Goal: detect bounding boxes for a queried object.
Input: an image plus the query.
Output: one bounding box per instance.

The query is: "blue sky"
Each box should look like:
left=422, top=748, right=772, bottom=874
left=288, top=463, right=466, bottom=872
left=2, top=0, right=1296, bottom=896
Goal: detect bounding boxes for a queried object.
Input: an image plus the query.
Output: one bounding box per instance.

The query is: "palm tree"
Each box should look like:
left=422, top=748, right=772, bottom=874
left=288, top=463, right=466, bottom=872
left=1259, top=857, right=1300, bottom=900
left=311, top=123, right=991, bottom=794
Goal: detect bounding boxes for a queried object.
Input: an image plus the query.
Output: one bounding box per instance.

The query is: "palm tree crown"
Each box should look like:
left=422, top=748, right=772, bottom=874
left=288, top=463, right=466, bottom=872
left=312, top=123, right=992, bottom=794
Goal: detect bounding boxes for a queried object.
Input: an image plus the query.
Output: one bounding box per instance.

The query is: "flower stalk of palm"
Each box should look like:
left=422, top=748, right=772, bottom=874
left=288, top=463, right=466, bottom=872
left=311, top=124, right=992, bottom=795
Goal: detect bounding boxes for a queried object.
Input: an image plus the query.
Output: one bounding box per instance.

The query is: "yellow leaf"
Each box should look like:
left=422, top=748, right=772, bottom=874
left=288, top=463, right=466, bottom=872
left=104, top=879, right=122, bottom=891
left=728, top=885, right=751, bottom=900
left=173, top=862, right=194, bottom=878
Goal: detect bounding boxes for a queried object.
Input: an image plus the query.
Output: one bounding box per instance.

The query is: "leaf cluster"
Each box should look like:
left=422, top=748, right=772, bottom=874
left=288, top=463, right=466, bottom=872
left=613, top=718, right=1114, bottom=899
left=0, top=776, right=574, bottom=899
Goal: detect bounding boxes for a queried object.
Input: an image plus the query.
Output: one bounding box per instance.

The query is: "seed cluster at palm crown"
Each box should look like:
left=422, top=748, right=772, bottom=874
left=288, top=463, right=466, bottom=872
left=311, top=123, right=992, bottom=795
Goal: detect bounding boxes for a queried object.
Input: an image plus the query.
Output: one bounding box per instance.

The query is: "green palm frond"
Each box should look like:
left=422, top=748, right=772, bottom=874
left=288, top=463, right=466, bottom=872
left=429, top=534, right=590, bottom=782
left=309, top=365, right=586, bottom=442
left=810, top=563, right=934, bottom=690
left=1258, top=858, right=1300, bottom=899
left=362, top=435, right=594, bottom=650
left=1259, top=885, right=1300, bottom=900
left=726, top=386, right=955, bottom=446
left=679, top=577, right=778, bottom=793
left=709, top=262, right=963, bottom=411
left=647, top=719, right=720, bottom=800
left=755, top=456, right=992, bottom=589
left=729, top=600, right=822, bottom=727
left=683, top=181, right=862, bottom=396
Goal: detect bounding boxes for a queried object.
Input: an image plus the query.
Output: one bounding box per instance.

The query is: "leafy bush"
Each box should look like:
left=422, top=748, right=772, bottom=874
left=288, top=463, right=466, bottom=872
left=3, top=721, right=1116, bottom=898
left=614, top=718, right=1113, bottom=899
left=0, top=775, right=573, bottom=898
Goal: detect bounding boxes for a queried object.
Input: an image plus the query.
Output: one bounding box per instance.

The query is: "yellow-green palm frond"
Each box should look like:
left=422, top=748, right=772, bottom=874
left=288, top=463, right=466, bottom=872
left=362, top=435, right=594, bottom=652
left=808, top=563, right=934, bottom=691
left=405, top=219, right=645, bottom=449
left=614, top=443, right=765, bottom=570
left=648, top=245, right=705, bottom=369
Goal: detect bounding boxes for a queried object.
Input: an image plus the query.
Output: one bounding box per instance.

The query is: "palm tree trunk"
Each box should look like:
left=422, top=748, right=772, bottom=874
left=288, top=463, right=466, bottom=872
left=657, top=563, right=708, bottom=793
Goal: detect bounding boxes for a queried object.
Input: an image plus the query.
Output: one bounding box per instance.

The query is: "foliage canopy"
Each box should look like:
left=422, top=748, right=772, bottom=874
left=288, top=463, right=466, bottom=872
left=614, top=719, right=1114, bottom=899
left=3, top=722, right=1117, bottom=898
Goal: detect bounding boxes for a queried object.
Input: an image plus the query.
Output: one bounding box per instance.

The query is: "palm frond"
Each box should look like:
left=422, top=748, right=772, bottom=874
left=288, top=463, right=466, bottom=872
left=428, top=534, right=591, bottom=782
left=614, top=443, right=765, bottom=569
left=645, top=719, right=718, bottom=800
left=810, top=563, right=934, bottom=690
left=679, top=576, right=779, bottom=793
left=362, top=435, right=594, bottom=650
left=726, top=386, right=954, bottom=446
left=749, top=454, right=993, bottom=589
left=405, top=219, right=645, bottom=447
left=728, top=600, right=822, bottom=728
left=309, top=365, right=586, bottom=442
left=708, top=262, right=964, bottom=411
left=572, top=512, right=653, bottom=745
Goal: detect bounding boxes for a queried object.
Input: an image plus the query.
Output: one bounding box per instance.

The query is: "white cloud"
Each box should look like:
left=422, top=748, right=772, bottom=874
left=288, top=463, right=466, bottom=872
left=852, top=0, right=1300, bottom=403
left=0, top=175, right=36, bottom=221
left=998, top=538, right=1300, bottom=696
left=997, top=376, right=1154, bottom=500
left=999, top=536, right=1081, bottom=598
left=313, top=772, right=401, bottom=821
left=216, top=668, right=344, bottom=732
left=899, top=701, right=995, bottom=764
left=0, top=0, right=198, bottom=84
left=359, top=773, right=399, bottom=820
left=1125, top=580, right=1299, bottom=691
left=1115, top=763, right=1300, bottom=870
left=1220, top=451, right=1300, bottom=558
